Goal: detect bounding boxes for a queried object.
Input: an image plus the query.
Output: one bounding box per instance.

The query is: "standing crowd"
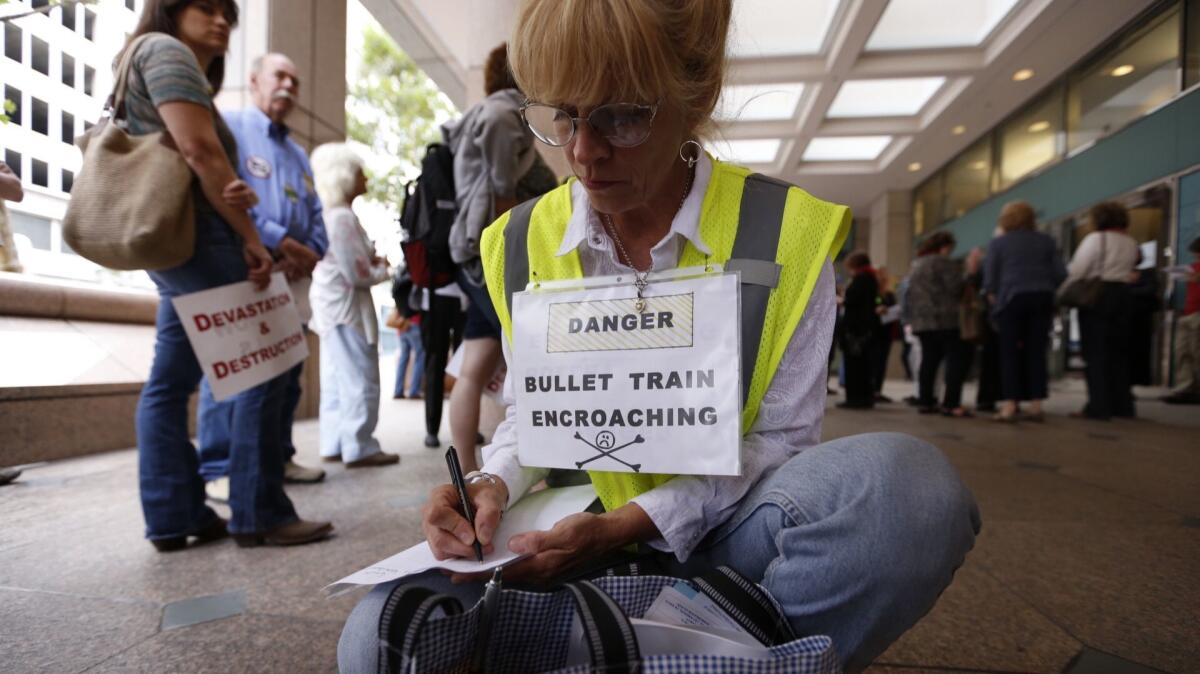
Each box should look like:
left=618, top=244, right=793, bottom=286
left=834, top=199, right=1200, bottom=422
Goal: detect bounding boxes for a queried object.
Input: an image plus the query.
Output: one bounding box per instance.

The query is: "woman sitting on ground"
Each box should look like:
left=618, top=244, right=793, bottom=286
left=339, top=1, right=980, bottom=671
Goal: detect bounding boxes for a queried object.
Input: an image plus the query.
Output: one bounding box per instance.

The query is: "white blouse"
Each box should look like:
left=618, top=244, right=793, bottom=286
left=1066, top=230, right=1140, bottom=283
left=309, top=205, right=390, bottom=343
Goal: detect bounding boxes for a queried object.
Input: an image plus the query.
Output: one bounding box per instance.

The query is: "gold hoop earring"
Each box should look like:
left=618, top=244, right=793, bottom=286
left=679, top=140, right=702, bottom=169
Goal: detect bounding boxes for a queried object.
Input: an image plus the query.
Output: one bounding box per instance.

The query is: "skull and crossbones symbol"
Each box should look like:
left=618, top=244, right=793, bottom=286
left=574, top=431, right=645, bottom=472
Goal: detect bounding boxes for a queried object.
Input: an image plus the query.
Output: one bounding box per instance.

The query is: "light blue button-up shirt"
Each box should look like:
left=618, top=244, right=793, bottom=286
left=223, top=107, right=327, bottom=256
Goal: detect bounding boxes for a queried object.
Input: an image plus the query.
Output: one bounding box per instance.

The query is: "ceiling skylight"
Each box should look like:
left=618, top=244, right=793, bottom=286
left=803, top=136, right=893, bottom=162
left=716, top=83, right=806, bottom=121
left=866, top=0, right=1020, bottom=51
left=729, top=0, right=840, bottom=58
left=709, top=139, right=782, bottom=165
left=827, top=77, right=946, bottom=117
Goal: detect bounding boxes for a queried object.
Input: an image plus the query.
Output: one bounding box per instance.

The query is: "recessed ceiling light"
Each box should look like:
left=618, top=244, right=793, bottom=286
left=1012, top=68, right=1035, bottom=82
left=908, top=162, right=922, bottom=172
left=969, top=160, right=988, bottom=171
left=952, top=125, right=966, bottom=135
left=1027, top=120, right=1050, bottom=133
left=1110, top=64, right=1135, bottom=77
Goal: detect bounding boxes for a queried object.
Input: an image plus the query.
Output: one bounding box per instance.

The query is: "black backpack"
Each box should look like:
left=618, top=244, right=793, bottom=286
left=399, top=143, right=457, bottom=289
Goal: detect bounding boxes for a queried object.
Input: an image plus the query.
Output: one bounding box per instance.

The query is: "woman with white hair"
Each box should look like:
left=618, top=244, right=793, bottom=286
left=309, top=143, right=399, bottom=468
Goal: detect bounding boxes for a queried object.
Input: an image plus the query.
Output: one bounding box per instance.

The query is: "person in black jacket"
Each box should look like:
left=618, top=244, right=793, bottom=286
left=839, top=251, right=881, bottom=409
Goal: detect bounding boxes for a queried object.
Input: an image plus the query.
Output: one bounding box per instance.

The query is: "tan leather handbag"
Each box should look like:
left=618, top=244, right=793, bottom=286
left=63, top=33, right=195, bottom=271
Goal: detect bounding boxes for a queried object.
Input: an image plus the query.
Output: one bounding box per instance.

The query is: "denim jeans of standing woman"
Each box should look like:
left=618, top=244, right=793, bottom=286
left=394, top=323, right=424, bottom=398
left=136, top=221, right=298, bottom=541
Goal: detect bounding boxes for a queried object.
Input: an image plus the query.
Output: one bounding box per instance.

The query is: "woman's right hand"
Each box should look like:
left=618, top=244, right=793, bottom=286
left=223, top=179, right=259, bottom=211
left=243, top=241, right=274, bottom=290
left=421, top=478, right=509, bottom=561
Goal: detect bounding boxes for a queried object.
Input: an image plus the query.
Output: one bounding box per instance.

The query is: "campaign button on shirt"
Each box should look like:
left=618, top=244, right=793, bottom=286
left=246, top=155, right=272, bottom=179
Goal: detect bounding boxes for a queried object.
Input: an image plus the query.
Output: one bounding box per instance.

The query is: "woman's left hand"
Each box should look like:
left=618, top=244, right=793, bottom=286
left=498, top=512, right=615, bottom=584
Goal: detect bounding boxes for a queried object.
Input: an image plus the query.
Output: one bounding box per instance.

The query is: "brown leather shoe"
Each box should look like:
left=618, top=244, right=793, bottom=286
left=345, top=452, right=401, bottom=469
left=233, top=519, right=334, bottom=547
left=151, top=517, right=228, bottom=553
left=321, top=455, right=343, bottom=463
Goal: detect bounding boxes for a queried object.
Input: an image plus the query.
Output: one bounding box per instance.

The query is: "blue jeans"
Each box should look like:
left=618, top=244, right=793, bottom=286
left=319, top=324, right=382, bottom=462
left=197, top=356, right=303, bottom=480
left=136, top=231, right=297, bottom=539
left=393, top=324, right=424, bottom=398
left=337, top=432, right=980, bottom=673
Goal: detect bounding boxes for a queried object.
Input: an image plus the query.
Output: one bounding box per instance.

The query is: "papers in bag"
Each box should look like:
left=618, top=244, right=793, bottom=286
left=325, top=485, right=597, bottom=593
left=643, top=581, right=760, bottom=647
left=172, top=272, right=308, bottom=401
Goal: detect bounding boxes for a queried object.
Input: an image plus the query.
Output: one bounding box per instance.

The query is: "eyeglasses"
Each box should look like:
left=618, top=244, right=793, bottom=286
left=521, top=101, right=659, bottom=148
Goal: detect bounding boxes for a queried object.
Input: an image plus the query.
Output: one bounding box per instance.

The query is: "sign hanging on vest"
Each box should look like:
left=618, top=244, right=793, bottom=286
left=511, top=271, right=742, bottom=476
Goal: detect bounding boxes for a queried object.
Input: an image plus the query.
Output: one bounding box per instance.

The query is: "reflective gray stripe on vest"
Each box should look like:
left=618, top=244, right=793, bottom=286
left=502, top=175, right=789, bottom=406
left=503, top=197, right=541, bottom=318
left=731, top=174, right=789, bottom=404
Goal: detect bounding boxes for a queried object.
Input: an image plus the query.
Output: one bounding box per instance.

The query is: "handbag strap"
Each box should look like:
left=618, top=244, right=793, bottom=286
left=691, top=566, right=797, bottom=647
left=564, top=580, right=642, bottom=674
left=108, top=33, right=159, bottom=122
left=377, top=584, right=463, bottom=674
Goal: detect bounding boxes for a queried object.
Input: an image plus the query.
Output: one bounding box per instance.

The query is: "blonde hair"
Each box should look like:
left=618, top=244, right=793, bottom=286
left=509, top=0, right=731, bottom=137
left=998, top=201, right=1036, bottom=232
left=310, top=143, right=364, bottom=206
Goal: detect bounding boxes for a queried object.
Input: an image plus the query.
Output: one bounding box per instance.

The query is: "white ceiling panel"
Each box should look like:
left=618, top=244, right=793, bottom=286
left=803, top=136, right=894, bottom=161
left=729, top=0, right=841, bottom=58
left=716, top=83, right=806, bottom=121
left=709, top=139, right=783, bottom=164
left=866, top=0, right=1021, bottom=51
left=827, top=77, right=946, bottom=117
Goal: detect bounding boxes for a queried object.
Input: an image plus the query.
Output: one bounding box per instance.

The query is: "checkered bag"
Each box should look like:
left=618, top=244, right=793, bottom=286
left=376, top=566, right=840, bottom=673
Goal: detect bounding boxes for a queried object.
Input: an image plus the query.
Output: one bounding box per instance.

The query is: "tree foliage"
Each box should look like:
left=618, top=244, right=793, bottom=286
left=346, top=25, right=455, bottom=208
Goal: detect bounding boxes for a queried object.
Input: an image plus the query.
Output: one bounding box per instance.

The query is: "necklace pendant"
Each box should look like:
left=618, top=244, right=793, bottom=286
left=634, top=297, right=647, bottom=313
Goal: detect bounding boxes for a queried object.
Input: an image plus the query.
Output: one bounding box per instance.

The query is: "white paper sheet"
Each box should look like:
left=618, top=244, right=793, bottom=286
left=325, top=484, right=598, bottom=593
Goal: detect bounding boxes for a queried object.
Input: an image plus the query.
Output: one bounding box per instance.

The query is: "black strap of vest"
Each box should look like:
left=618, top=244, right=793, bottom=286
left=503, top=197, right=541, bottom=318
left=502, top=176, right=790, bottom=407
left=730, top=174, right=789, bottom=405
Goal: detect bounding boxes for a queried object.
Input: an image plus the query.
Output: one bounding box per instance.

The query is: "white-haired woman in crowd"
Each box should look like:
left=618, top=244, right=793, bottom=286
left=309, top=143, right=399, bottom=468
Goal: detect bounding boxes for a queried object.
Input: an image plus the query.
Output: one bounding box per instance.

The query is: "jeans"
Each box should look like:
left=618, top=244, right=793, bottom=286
left=337, top=432, right=981, bottom=673
left=1079, top=283, right=1135, bottom=419
left=137, top=234, right=297, bottom=538
left=996, top=292, right=1054, bottom=402
left=196, top=357, right=303, bottom=481
left=916, top=329, right=969, bottom=409
left=393, top=324, right=424, bottom=398
left=421, top=294, right=464, bottom=437
left=319, top=324, right=383, bottom=462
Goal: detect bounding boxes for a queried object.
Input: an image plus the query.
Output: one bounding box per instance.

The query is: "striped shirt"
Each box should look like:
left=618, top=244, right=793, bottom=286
left=120, top=33, right=237, bottom=222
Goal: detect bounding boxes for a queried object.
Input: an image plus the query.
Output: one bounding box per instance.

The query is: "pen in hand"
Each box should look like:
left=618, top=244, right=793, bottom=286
left=445, top=446, right=484, bottom=562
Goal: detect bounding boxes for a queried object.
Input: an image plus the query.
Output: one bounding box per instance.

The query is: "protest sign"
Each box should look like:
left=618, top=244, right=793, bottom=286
left=172, top=272, right=308, bottom=401
left=511, top=272, right=741, bottom=476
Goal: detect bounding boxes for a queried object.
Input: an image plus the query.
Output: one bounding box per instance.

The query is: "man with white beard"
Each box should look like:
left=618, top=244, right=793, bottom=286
left=199, top=53, right=329, bottom=502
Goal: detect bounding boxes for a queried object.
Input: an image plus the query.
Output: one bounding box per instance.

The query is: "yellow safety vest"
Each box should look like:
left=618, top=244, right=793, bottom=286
left=481, top=159, right=851, bottom=512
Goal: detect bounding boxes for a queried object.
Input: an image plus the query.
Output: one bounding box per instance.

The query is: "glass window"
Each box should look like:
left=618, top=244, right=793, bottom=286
left=84, top=120, right=94, bottom=133
left=4, top=150, right=20, bottom=179
left=913, top=174, right=944, bottom=235
left=1067, top=6, right=1182, bottom=152
left=999, top=84, right=1065, bottom=189
left=61, top=111, right=75, bottom=144
left=61, top=169, right=74, bottom=194
left=5, top=22, right=20, bottom=63
left=942, top=135, right=994, bottom=219
left=33, top=0, right=50, bottom=9
left=1187, top=0, right=1200, bottom=88
left=61, top=1, right=77, bottom=31
left=125, top=0, right=136, bottom=10
left=62, top=53, right=75, bottom=88
left=31, top=159, right=49, bottom=188
left=4, top=85, right=21, bottom=126
left=84, top=9, right=97, bottom=41
left=32, top=98, right=48, bottom=136
left=31, top=36, right=49, bottom=76
left=9, top=211, right=51, bottom=250
left=84, top=65, right=96, bottom=96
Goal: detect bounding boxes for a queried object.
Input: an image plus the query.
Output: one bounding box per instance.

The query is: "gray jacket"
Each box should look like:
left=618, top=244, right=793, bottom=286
left=906, top=254, right=966, bottom=332
left=442, top=89, right=537, bottom=275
